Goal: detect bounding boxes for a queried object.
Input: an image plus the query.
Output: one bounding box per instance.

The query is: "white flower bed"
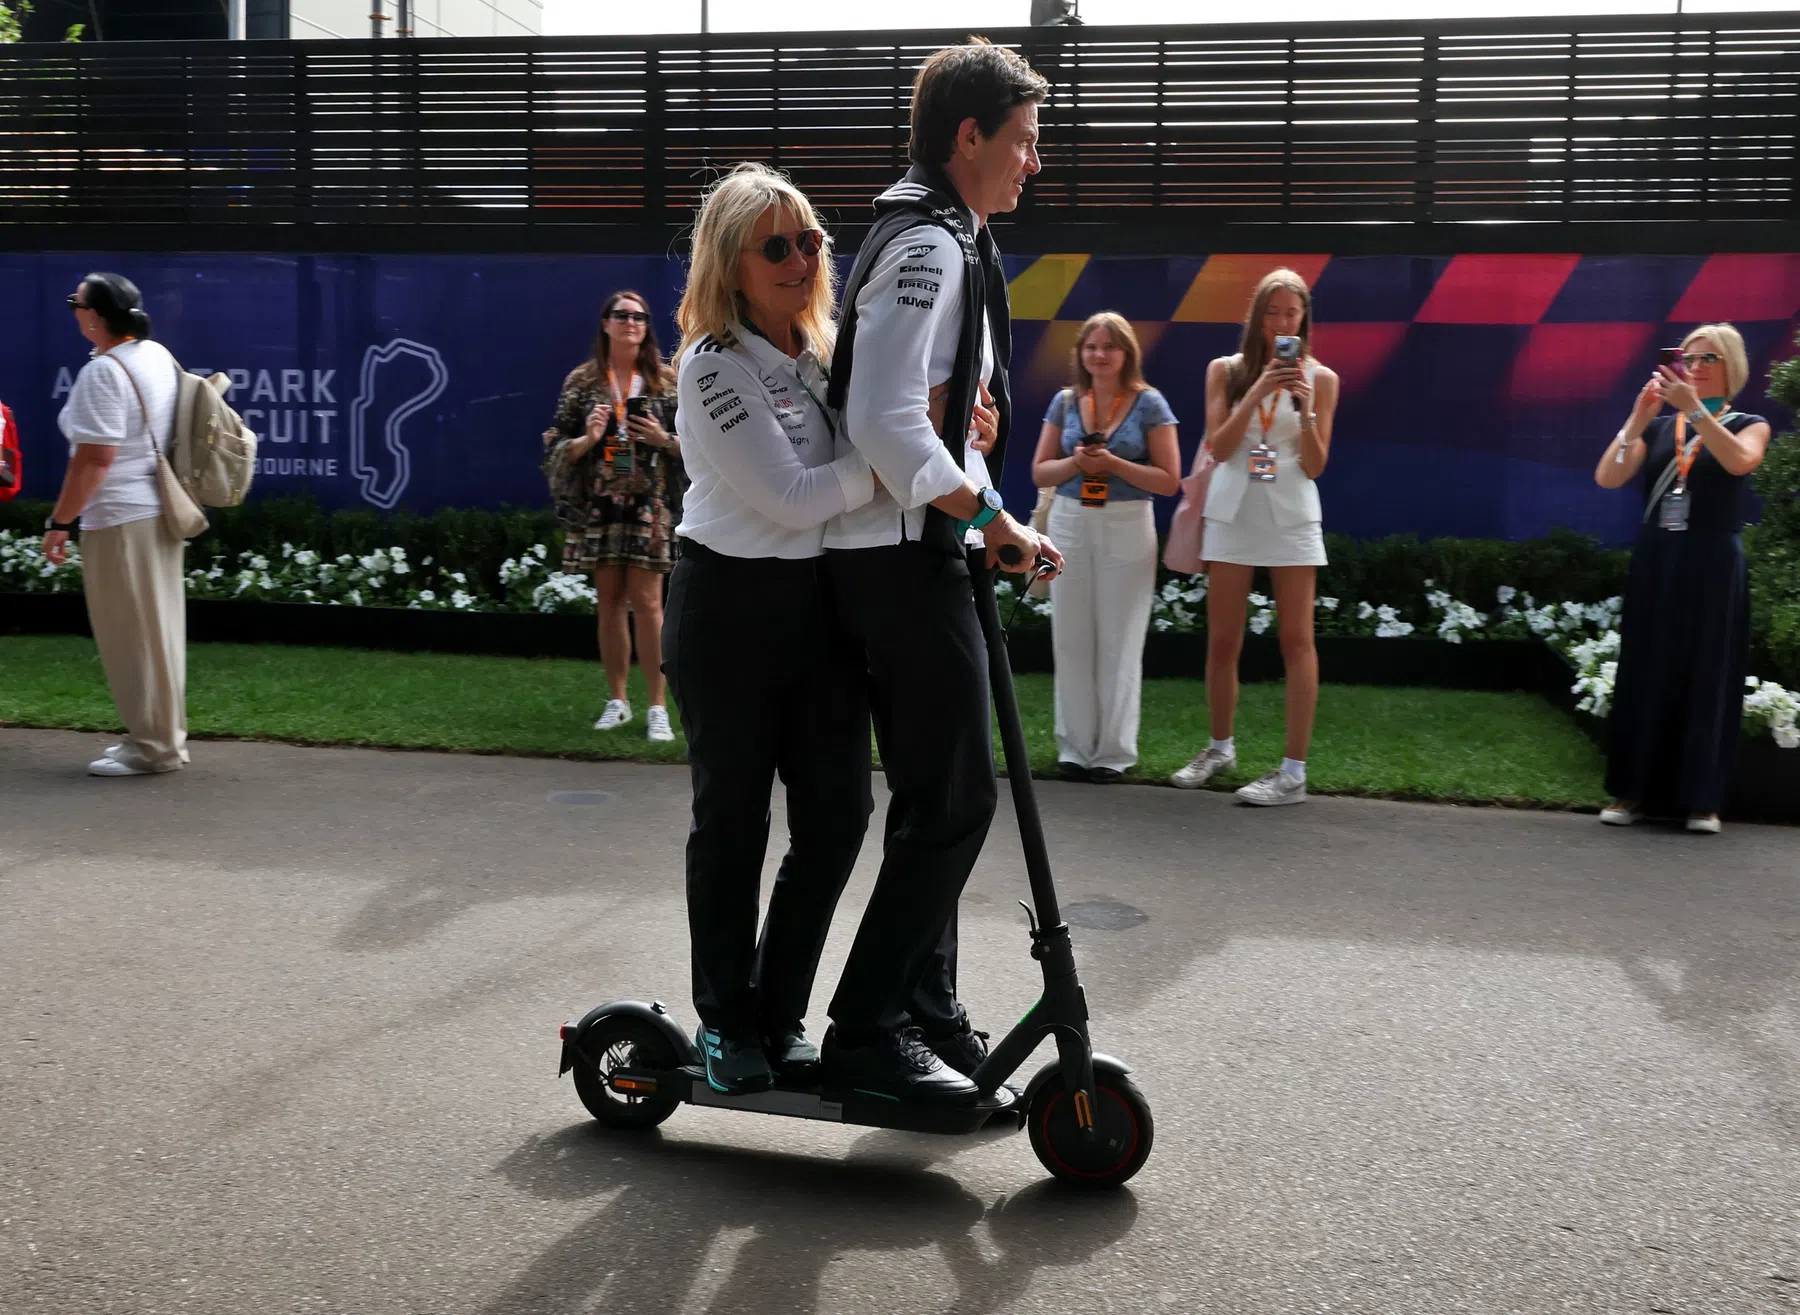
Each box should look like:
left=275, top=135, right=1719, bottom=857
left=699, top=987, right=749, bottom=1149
left=4, top=527, right=1793, bottom=746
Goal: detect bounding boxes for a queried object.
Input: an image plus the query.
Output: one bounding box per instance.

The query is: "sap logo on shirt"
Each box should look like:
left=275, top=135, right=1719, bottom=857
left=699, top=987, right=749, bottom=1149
left=904, top=244, right=936, bottom=259
left=697, top=372, right=719, bottom=392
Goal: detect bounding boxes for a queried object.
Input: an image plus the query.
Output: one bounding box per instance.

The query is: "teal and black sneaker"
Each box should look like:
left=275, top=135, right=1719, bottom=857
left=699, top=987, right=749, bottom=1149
left=695, top=1025, right=775, bottom=1095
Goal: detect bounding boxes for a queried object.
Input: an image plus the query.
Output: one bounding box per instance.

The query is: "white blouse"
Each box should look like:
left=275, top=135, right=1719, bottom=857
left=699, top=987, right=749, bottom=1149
left=58, top=339, right=180, bottom=532
left=674, top=327, right=874, bottom=560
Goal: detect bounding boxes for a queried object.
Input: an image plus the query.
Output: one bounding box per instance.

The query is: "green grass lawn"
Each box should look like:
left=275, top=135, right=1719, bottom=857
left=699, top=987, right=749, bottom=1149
left=0, top=634, right=1607, bottom=809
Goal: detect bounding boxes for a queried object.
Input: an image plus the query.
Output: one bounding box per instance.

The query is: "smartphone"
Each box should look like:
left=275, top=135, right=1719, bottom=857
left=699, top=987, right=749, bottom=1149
left=1078, top=432, right=1106, bottom=447
left=1657, top=347, right=1688, bottom=379
left=1274, top=335, right=1301, bottom=366
left=625, top=396, right=650, bottom=420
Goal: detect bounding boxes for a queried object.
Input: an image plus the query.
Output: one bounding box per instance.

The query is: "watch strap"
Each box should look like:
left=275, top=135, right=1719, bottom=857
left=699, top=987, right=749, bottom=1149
left=967, top=500, right=1001, bottom=532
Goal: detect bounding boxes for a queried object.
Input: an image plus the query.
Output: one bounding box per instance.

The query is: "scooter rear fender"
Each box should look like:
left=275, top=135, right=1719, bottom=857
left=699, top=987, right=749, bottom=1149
left=558, top=999, right=697, bottom=1077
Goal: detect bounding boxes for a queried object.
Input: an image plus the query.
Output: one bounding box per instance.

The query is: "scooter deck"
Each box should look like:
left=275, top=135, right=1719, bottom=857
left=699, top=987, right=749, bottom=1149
left=618, top=1065, right=1019, bottom=1135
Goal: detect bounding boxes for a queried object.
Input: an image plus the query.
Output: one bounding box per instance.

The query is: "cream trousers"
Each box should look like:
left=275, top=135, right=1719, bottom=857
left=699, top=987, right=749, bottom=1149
left=81, top=515, right=188, bottom=772
left=1046, top=496, right=1157, bottom=772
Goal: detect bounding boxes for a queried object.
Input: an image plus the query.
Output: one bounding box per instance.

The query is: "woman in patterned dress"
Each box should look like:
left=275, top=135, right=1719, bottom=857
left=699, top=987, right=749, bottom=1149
left=544, top=290, right=686, bottom=741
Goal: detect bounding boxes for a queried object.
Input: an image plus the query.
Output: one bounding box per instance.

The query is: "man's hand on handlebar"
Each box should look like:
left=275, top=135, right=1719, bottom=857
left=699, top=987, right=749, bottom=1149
left=984, top=512, right=1063, bottom=581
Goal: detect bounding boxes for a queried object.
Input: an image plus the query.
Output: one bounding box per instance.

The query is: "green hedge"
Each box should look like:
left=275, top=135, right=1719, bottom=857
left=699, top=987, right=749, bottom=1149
left=1755, top=340, right=1800, bottom=686
left=2, top=496, right=562, bottom=605
left=6, top=492, right=1631, bottom=615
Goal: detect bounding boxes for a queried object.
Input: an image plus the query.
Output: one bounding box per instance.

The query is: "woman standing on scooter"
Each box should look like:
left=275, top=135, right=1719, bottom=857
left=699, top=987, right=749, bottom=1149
left=663, top=163, right=880, bottom=1095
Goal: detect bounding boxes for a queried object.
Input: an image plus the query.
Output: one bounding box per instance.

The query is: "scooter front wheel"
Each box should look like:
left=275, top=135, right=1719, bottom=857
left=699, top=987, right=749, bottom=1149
left=571, top=1015, right=682, bottom=1130
left=1026, top=1068, right=1154, bottom=1189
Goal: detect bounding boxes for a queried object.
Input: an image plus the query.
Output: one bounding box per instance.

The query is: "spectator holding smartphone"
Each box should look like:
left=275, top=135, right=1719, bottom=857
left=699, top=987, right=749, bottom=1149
left=1031, top=312, right=1180, bottom=781
left=543, top=290, right=685, bottom=742
left=1593, top=324, right=1773, bottom=834
left=1172, top=268, right=1339, bottom=805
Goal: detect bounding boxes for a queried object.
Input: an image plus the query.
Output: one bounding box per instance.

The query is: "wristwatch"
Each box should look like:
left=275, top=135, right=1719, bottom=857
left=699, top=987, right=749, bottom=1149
left=956, top=487, right=1005, bottom=537
left=1685, top=407, right=1710, bottom=427
left=44, top=516, right=78, bottom=533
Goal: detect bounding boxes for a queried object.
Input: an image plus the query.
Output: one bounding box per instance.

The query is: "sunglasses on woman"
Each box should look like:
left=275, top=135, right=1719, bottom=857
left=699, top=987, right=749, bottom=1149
left=605, top=309, right=650, bottom=324
left=1681, top=352, right=1723, bottom=367
left=65, top=295, right=90, bottom=310
left=745, top=229, right=825, bottom=264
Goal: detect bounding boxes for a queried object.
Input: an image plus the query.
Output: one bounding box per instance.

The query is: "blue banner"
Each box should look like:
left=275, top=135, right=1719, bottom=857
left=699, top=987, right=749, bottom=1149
left=3, top=250, right=1794, bottom=545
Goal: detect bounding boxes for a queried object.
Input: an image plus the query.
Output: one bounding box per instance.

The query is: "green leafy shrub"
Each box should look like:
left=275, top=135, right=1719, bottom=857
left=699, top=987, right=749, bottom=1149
left=1754, top=338, right=1800, bottom=685
left=0, top=497, right=562, bottom=606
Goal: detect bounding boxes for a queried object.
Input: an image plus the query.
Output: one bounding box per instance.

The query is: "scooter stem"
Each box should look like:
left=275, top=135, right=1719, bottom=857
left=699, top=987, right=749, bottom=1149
left=970, top=560, right=1063, bottom=931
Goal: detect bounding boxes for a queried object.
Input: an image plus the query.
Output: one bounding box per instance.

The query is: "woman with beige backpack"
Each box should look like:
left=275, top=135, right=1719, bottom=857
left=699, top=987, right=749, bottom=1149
left=43, top=273, right=196, bottom=777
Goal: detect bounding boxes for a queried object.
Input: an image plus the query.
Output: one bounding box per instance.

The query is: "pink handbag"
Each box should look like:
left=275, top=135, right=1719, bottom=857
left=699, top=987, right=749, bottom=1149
left=1162, top=442, right=1216, bottom=574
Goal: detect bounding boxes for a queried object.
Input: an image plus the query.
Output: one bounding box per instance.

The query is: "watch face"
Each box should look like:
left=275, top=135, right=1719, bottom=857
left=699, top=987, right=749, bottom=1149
left=981, top=488, right=1005, bottom=512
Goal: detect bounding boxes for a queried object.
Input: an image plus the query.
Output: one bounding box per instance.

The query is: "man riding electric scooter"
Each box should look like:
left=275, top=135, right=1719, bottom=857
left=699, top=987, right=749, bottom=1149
left=818, top=38, right=1066, bottom=1104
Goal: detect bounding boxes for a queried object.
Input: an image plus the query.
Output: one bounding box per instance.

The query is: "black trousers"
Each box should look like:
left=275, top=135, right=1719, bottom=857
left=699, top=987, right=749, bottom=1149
left=825, top=542, right=998, bottom=1039
left=662, top=541, right=873, bottom=1037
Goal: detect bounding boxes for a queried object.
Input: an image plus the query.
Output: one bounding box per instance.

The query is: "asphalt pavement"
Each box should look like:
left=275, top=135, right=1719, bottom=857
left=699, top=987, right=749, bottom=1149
left=3, top=726, right=1798, bottom=1315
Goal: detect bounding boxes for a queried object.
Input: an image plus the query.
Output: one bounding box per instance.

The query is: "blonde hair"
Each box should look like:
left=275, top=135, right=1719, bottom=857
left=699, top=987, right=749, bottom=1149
left=1071, top=312, right=1147, bottom=395
left=1228, top=268, right=1313, bottom=408
left=676, top=163, right=838, bottom=361
left=1680, top=322, right=1750, bottom=402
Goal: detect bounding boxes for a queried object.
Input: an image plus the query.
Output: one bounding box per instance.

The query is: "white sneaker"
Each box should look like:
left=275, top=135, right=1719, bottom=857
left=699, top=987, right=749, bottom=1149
left=594, top=699, right=632, bottom=732
left=646, top=705, right=675, bottom=743
left=1686, top=814, right=1722, bottom=834
left=106, top=743, right=190, bottom=765
left=1171, top=747, right=1236, bottom=790
left=88, top=756, right=152, bottom=777
left=1236, top=768, right=1307, bottom=807
left=1599, top=803, right=1641, bottom=826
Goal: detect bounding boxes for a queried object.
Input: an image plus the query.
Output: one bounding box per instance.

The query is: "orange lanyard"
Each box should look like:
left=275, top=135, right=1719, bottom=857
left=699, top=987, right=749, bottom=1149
left=1083, top=388, right=1127, bottom=439
left=606, top=366, right=639, bottom=437
left=1673, top=412, right=1703, bottom=485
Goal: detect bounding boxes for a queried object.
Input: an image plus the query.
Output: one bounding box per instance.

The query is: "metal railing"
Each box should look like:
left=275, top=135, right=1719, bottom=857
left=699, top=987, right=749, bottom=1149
left=2, top=12, right=1795, bottom=247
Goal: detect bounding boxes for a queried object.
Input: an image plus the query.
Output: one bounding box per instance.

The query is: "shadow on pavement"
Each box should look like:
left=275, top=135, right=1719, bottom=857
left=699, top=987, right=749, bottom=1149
left=484, top=1122, right=1140, bottom=1315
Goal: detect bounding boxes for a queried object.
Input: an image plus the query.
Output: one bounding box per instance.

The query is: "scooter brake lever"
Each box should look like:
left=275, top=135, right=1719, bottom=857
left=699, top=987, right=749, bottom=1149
left=1018, top=899, right=1039, bottom=937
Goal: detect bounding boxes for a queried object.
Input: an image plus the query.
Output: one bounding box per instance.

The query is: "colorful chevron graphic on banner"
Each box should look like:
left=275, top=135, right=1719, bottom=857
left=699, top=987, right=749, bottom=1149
left=1004, top=251, right=1800, bottom=543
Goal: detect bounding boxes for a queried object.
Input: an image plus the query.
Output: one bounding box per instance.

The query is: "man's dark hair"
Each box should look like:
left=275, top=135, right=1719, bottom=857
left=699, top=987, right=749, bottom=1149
left=909, top=38, right=1049, bottom=167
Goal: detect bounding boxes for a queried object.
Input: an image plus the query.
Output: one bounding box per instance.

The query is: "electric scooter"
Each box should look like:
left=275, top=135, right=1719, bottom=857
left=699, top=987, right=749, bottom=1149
left=557, top=549, right=1154, bottom=1188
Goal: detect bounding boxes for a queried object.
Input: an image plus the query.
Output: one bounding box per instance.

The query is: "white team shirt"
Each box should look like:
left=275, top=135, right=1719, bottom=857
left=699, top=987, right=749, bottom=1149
left=673, top=326, right=875, bottom=560
left=57, top=339, right=180, bottom=532
left=823, top=215, right=994, bottom=550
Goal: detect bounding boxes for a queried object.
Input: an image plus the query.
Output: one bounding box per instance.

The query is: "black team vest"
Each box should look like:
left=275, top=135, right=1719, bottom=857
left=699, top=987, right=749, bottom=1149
left=827, top=163, right=1015, bottom=555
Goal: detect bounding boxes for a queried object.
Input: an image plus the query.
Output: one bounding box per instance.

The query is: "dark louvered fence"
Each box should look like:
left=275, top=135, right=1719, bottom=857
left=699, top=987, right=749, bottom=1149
left=2, top=13, right=1796, bottom=251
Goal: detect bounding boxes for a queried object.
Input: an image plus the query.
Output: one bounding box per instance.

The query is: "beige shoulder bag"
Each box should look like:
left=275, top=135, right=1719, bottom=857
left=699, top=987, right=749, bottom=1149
left=107, top=353, right=209, bottom=540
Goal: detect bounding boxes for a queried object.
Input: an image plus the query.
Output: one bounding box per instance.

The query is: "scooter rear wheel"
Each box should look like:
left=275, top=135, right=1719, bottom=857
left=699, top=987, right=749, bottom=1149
left=1027, top=1070, right=1154, bottom=1188
left=571, top=1016, right=682, bottom=1130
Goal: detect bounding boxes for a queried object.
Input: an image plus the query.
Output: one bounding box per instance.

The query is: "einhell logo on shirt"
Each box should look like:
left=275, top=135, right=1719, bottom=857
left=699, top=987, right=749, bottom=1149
left=53, top=338, right=448, bottom=511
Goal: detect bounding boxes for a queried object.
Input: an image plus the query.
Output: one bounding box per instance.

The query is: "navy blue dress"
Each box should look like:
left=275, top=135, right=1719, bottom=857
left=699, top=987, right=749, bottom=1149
left=1605, top=411, right=1766, bottom=814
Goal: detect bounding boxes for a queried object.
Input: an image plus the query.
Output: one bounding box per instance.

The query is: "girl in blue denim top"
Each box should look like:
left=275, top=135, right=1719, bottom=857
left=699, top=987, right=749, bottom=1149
left=1030, top=312, right=1181, bottom=783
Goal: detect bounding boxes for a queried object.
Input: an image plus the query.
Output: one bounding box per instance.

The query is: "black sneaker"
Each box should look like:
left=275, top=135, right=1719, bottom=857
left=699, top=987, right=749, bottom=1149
left=1057, top=761, right=1088, bottom=782
left=1087, top=766, right=1124, bottom=784
left=822, top=1026, right=980, bottom=1105
left=924, top=1015, right=991, bottom=1076
left=695, top=1025, right=774, bottom=1095
left=763, top=1028, right=821, bottom=1082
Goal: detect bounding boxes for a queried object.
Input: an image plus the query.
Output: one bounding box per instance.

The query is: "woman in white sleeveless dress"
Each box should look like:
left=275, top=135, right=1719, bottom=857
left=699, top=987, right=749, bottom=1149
left=1171, top=268, right=1339, bottom=805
